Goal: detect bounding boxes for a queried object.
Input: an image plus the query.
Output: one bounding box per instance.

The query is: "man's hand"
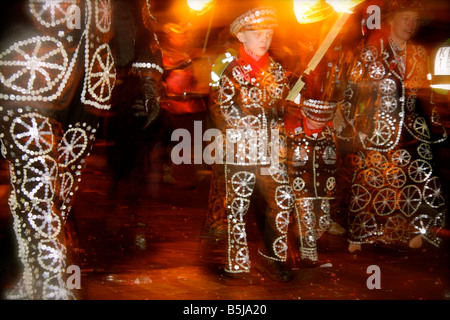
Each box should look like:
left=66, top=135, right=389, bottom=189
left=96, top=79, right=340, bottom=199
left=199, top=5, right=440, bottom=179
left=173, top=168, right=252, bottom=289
left=132, top=76, right=161, bottom=130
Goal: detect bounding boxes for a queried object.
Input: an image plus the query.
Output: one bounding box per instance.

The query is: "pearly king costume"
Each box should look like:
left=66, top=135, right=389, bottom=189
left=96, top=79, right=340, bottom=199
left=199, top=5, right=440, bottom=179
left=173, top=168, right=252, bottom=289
left=284, top=63, right=341, bottom=262
left=337, top=1, right=447, bottom=248
left=209, top=7, right=295, bottom=275
left=0, top=0, right=161, bottom=299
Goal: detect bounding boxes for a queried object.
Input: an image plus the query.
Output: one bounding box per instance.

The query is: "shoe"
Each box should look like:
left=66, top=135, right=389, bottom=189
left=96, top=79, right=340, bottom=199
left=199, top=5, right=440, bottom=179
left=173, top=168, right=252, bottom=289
left=220, top=270, right=260, bottom=285
left=327, top=222, right=346, bottom=236
left=409, top=235, right=423, bottom=249
left=296, top=258, right=327, bottom=269
left=348, top=243, right=362, bottom=254
left=254, top=255, right=293, bottom=282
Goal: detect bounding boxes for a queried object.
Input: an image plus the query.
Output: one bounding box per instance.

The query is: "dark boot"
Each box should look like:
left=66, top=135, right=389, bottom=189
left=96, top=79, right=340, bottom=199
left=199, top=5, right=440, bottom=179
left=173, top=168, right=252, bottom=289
left=255, top=254, right=293, bottom=282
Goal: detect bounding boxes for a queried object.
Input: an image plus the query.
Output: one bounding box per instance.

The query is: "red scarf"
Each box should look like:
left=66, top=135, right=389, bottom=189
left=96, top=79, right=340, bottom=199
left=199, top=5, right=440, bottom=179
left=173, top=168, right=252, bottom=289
left=303, top=117, right=322, bottom=136
left=285, top=111, right=333, bottom=137
left=238, top=45, right=270, bottom=76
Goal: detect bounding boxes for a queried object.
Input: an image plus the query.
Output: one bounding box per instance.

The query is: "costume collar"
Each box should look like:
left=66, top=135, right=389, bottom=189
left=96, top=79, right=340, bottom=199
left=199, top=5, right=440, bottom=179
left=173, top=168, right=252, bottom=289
left=238, top=45, right=270, bottom=75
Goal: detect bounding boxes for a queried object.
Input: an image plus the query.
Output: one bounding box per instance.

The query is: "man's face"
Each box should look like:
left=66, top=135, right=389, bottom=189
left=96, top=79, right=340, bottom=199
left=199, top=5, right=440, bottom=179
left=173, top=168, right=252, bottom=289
left=237, top=29, right=274, bottom=57
left=389, top=10, right=420, bottom=43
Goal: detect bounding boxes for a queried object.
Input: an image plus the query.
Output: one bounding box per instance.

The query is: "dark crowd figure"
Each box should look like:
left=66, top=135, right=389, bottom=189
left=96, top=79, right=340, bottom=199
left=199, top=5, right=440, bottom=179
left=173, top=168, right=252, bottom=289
left=158, top=22, right=208, bottom=188
left=106, top=0, right=163, bottom=213
left=336, top=0, right=448, bottom=253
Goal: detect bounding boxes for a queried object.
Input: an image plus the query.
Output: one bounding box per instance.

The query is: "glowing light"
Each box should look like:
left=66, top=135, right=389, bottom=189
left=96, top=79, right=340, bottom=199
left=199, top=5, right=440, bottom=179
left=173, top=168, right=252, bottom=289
left=187, top=0, right=214, bottom=13
left=326, top=0, right=365, bottom=13
left=293, top=0, right=334, bottom=24
left=431, top=46, right=450, bottom=91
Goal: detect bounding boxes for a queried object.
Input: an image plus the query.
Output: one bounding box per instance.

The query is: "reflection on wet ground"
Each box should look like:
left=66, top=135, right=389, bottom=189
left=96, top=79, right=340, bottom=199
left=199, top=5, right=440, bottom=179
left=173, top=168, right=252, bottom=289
left=1, top=141, right=448, bottom=301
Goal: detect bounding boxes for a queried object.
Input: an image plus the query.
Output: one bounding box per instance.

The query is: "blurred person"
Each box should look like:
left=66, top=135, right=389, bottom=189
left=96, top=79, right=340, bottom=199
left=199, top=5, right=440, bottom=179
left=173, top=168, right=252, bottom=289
left=0, top=0, right=116, bottom=299
left=284, top=56, right=343, bottom=266
left=158, top=22, right=208, bottom=188
left=0, top=0, right=162, bottom=299
left=205, top=46, right=238, bottom=239
left=209, top=6, right=295, bottom=283
left=336, top=0, right=447, bottom=253
left=107, top=0, right=163, bottom=214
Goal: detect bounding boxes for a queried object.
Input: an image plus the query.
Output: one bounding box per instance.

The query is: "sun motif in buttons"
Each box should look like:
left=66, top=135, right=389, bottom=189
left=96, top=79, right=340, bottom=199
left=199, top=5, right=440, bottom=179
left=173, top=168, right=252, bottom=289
left=373, top=188, right=396, bottom=216
left=0, top=36, right=69, bottom=96
left=349, top=211, right=378, bottom=240
left=379, top=78, right=396, bottom=95
left=231, top=171, right=256, bottom=197
left=380, top=95, right=397, bottom=113
left=275, top=185, right=294, bottom=209
left=230, top=197, right=250, bottom=220
left=417, top=143, right=433, bottom=160
left=319, top=214, right=331, bottom=230
left=324, top=177, right=335, bottom=191
left=298, top=198, right=314, bottom=212
left=95, top=0, right=112, bottom=33
left=22, top=155, right=58, bottom=202
left=57, top=127, right=88, bottom=167
left=383, top=214, right=407, bottom=242
left=275, top=211, right=289, bottom=234
left=268, top=163, right=289, bottom=183
left=11, top=113, right=54, bottom=156
left=29, top=0, right=76, bottom=28
left=28, top=202, right=62, bottom=239
left=349, top=184, right=371, bottom=212
left=391, top=149, right=411, bottom=167
left=85, top=43, right=116, bottom=104
left=408, top=159, right=432, bottom=183
left=302, top=210, right=316, bottom=229
left=235, top=247, right=250, bottom=270
left=412, top=117, right=430, bottom=139
left=231, top=223, right=247, bottom=245
left=37, top=239, right=66, bottom=272
left=368, top=61, right=385, bottom=80
left=292, top=177, right=305, bottom=191
left=360, top=45, right=378, bottom=62
left=397, top=185, right=422, bottom=216
left=385, top=167, right=406, bottom=188
left=273, top=236, right=288, bottom=259
left=423, top=177, right=445, bottom=208
left=59, top=172, right=74, bottom=202
left=367, top=119, right=392, bottom=146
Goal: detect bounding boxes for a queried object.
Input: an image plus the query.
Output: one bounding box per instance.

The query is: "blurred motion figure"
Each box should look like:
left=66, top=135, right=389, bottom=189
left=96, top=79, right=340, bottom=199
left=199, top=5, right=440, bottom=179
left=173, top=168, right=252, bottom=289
left=0, top=0, right=116, bottom=299
left=209, top=6, right=295, bottom=282
left=337, top=0, right=448, bottom=253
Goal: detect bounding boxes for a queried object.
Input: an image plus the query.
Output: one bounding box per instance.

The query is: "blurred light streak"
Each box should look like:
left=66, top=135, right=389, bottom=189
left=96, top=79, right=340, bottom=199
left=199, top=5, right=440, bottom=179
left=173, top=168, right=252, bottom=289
left=293, top=0, right=334, bottom=24
left=187, top=0, right=214, bottom=14
left=431, top=45, right=450, bottom=91
left=325, top=0, right=365, bottom=13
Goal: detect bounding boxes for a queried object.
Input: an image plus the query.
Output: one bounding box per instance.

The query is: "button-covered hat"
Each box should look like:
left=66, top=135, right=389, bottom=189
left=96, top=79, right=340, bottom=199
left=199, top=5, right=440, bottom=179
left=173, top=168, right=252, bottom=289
left=229, top=6, right=277, bottom=36
left=386, top=0, right=425, bottom=12
left=381, top=0, right=429, bottom=24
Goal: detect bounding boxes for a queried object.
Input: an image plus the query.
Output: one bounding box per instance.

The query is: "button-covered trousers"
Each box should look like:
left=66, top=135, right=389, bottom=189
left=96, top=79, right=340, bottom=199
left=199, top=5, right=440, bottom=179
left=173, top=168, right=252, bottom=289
left=0, top=105, right=98, bottom=299
left=224, top=162, right=294, bottom=273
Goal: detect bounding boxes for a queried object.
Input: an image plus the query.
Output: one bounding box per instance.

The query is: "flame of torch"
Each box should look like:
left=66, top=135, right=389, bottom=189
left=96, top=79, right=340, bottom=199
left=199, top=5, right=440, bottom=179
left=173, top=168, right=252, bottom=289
left=293, top=0, right=334, bottom=24
left=326, top=0, right=365, bottom=13
left=187, top=0, right=214, bottom=13
left=287, top=0, right=364, bottom=101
